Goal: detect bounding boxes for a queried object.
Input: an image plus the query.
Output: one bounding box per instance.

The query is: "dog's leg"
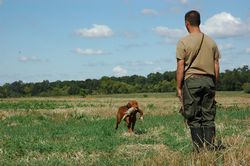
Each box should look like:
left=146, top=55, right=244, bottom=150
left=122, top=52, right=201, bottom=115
left=131, top=120, right=136, bottom=132
left=128, top=128, right=133, bottom=132
left=126, top=117, right=133, bottom=132
left=115, top=121, right=119, bottom=129
left=115, top=113, right=121, bottom=129
left=130, top=115, right=137, bottom=132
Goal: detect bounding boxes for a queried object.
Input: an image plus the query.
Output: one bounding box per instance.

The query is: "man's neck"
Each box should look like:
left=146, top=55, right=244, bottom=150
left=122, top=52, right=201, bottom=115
left=188, top=26, right=201, bottom=33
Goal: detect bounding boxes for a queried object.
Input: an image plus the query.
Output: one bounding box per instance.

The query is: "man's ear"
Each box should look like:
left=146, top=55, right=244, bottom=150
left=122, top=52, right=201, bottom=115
left=185, top=21, right=190, bottom=32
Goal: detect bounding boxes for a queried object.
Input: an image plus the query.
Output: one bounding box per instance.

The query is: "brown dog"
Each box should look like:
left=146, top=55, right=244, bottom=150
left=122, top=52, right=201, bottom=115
left=115, top=100, right=143, bottom=132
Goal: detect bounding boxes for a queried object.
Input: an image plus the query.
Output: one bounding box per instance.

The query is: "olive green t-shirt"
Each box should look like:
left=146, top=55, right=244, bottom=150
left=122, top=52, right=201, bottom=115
left=176, top=32, right=220, bottom=80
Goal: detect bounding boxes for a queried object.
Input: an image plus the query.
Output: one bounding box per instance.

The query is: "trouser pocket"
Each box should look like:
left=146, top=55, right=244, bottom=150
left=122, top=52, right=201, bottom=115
left=182, top=81, right=196, bottom=119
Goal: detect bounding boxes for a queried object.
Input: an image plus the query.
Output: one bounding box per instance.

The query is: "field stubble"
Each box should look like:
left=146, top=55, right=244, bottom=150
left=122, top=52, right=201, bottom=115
left=0, top=92, right=249, bottom=165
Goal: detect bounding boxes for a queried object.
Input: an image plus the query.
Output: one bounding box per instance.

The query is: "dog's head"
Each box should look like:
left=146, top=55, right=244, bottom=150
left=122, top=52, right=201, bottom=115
left=127, top=100, right=139, bottom=109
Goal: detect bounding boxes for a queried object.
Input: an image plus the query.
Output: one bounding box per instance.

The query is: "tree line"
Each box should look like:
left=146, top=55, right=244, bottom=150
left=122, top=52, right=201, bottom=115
left=1, top=65, right=250, bottom=98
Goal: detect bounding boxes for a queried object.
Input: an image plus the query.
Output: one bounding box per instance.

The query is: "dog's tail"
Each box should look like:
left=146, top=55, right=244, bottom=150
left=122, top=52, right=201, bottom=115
left=115, top=113, right=121, bottom=129
left=115, top=122, right=119, bottom=129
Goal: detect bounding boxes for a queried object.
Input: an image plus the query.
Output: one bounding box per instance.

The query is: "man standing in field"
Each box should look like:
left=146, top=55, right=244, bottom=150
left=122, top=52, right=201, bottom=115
left=176, top=10, right=220, bottom=152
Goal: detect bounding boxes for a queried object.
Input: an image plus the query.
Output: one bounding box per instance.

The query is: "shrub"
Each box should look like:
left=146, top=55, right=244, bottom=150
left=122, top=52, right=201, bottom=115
left=80, top=89, right=87, bottom=97
left=242, top=83, right=250, bottom=93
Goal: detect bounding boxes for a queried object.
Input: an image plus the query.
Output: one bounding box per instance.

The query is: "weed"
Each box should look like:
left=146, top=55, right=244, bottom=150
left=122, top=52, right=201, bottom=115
left=0, top=94, right=249, bottom=165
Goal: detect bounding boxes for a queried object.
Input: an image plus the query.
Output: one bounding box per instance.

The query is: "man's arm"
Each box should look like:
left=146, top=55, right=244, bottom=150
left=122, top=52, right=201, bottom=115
left=214, top=59, right=220, bottom=83
left=176, top=59, right=185, bottom=101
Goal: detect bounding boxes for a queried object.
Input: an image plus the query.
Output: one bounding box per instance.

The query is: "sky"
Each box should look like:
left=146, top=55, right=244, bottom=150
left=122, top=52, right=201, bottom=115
left=1, top=0, right=250, bottom=84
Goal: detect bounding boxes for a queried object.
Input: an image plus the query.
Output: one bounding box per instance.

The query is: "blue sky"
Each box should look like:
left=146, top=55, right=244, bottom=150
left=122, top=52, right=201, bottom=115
left=1, top=0, right=250, bottom=84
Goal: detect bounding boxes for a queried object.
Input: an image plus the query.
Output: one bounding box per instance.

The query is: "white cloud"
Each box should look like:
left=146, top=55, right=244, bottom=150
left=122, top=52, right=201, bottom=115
left=153, top=26, right=186, bottom=42
left=76, top=24, right=114, bottom=38
left=129, top=60, right=155, bottom=66
left=75, top=48, right=107, bottom=56
left=141, top=8, right=159, bottom=16
left=154, top=67, right=164, bottom=72
left=121, top=43, right=148, bottom=49
left=19, top=56, right=29, bottom=62
left=123, top=59, right=168, bottom=67
left=154, top=12, right=250, bottom=42
left=219, top=43, right=235, bottom=51
left=245, top=48, right=250, bottom=54
left=112, top=66, right=127, bottom=76
left=82, top=61, right=111, bottom=67
left=179, top=0, right=188, bottom=5
left=18, top=56, right=42, bottom=62
left=153, top=26, right=186, bottom=38
left=202, top=12, right=250, bottom=38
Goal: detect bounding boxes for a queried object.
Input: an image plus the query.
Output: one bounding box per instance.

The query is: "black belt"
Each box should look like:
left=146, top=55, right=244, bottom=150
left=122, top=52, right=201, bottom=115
left=190, top=74, right=214, bottom=78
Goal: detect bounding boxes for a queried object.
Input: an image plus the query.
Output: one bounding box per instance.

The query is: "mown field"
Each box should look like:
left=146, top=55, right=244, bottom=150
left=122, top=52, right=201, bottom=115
left=0, top=92, right=249, bottom=165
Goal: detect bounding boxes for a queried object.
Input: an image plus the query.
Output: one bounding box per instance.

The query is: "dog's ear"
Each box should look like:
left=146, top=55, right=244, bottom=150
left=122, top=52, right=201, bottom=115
left=127, top=100, right=139, bottom=108
left=127, top=102, right=132, bottom=108
left=131, top=100, right=138, bottom=108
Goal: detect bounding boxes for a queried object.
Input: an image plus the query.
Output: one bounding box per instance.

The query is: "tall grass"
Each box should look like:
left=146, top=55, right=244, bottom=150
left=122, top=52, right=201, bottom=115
left=0, top=94, right=249, bottom=165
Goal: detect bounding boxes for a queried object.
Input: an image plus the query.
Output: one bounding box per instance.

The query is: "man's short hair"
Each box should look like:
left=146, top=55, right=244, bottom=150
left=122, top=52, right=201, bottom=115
left=185, top=10, right=200, bottom=26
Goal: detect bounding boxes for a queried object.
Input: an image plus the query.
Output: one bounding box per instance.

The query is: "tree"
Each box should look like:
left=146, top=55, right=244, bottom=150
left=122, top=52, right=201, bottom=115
left=0, top=86, right=6, bottom=98
left=163, top=71, right=176, bottom=81
left=68, top=84, right=80, bottom=95
left=147, top=72, right=163, bottom=84
left=99, top=77, right=133, bottom=94
left=220, top=70, right=241, bottom=91
left=242, top=83, right=250, bottom=93
left=9, top=81, right=25, bottom=97
left=80, top=89, right=87, bottom=97
left=1, top=65, right=250, bottom=97
left=82, top=79, right=99, bottom=94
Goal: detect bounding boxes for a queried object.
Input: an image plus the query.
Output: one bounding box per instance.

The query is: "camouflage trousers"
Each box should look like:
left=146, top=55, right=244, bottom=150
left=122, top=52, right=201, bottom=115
left=182, top=75, right=216, bottom=128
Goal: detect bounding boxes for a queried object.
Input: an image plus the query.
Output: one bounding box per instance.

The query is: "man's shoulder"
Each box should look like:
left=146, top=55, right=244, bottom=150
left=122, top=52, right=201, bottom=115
left=204, top=34, right=218, bottom=46
left=179, top=33, right=200, bottom=43
left=179, top=34, right=190, bottom=42
left=177, top=34, right=190, bottom=47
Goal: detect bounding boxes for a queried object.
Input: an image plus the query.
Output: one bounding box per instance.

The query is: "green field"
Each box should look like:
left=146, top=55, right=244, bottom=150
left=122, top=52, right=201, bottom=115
left=0, top=92, right=249, bottom=165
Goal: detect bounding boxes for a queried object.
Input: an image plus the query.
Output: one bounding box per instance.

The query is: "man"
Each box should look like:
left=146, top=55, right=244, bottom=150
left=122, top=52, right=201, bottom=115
left=176, top=10, right=220, bottom=152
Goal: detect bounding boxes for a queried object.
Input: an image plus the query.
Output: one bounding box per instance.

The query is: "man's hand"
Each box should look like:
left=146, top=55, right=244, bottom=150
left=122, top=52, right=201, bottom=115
left=177, top=87, right=183, bottom=102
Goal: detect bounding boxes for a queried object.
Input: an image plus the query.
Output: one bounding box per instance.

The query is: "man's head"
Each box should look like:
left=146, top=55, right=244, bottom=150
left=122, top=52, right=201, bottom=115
left=185, top=10, right=201, bottom=32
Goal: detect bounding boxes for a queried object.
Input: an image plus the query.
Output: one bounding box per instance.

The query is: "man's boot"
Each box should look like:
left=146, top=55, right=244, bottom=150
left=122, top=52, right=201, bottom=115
left=190, top=127, right=204, bottom=152
left=203, top=126, right=216, bottom=151
left=204, top=127, right=226, bottom=151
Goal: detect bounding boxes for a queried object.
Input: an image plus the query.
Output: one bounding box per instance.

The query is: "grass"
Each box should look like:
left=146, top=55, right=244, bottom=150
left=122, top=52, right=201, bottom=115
left=0, top=92, right=249, bottom=165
